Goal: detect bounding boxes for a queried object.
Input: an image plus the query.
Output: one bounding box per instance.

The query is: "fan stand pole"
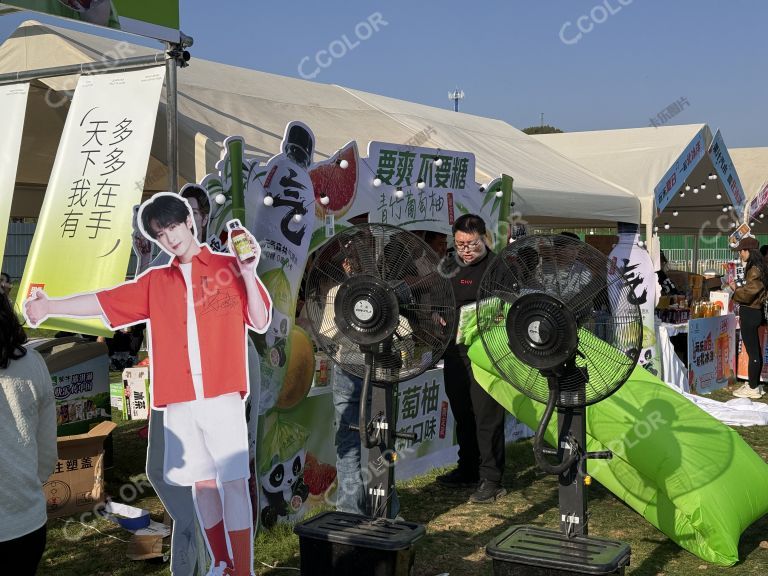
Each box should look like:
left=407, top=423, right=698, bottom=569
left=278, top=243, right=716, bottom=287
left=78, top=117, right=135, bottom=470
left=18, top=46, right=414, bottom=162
left=557, top=406, right=588, bottom=537
left=357, top=349, right=399, bottom=520
left=365, top=382, right=396, bottom=519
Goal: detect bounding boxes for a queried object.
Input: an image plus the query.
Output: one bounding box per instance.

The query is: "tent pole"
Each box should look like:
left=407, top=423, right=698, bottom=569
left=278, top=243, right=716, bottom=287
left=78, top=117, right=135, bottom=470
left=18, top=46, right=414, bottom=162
left=692, top=233, right=699, bottom=275
left=0, top=53, right=168, bottom=86
left=166, top=42, right=179, bottom=193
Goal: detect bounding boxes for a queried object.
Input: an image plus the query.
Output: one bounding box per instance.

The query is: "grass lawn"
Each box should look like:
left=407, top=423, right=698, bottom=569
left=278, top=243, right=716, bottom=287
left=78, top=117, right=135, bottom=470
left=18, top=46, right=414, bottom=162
left=37, top=378, right=767, bottom=576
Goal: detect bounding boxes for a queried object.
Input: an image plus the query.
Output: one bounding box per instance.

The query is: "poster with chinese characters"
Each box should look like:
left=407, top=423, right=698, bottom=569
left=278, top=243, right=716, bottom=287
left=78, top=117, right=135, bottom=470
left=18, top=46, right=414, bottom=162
left=16, top=67, right=165, bottom=335
left=123, top=366, right=150, bottom=420
left=708, top=129, right=746, bottom=216
left=688, top=314, right=735, bottom=394
left=365, top=141, right=495, bottom=232
left=394, top=367, right=458, bottom=480
left=0, top=83, right=28, bottom=267
left=653, top=127, right=706, bottom=214
left=748, top=180, right=768, bottom=221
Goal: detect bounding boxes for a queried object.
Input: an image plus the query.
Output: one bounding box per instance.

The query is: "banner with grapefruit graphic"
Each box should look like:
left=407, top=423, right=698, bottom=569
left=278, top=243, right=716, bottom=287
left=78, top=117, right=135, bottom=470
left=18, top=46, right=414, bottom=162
left=363, top=141, right=497, bottom=234
left=308, top=141, right=359, bottom=252
left=307, top=140, right=506, bottom=252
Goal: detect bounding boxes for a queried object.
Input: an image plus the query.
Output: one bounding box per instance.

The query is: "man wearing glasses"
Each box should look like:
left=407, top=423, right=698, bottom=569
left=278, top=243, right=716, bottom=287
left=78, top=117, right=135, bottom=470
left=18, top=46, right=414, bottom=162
left=436, top=214, right=506, bottom=503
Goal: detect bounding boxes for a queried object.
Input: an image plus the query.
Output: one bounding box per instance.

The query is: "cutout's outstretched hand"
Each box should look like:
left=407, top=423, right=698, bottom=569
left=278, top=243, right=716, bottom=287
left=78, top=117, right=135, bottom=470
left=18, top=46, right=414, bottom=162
left=24, top=290, right=50, bottom=327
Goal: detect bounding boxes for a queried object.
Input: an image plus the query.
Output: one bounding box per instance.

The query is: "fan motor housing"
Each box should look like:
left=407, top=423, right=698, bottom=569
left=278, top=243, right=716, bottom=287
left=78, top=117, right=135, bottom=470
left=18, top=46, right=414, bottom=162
left=334, top=275, right=400, bottom=346
left=507, top=293, right=578, bottom=370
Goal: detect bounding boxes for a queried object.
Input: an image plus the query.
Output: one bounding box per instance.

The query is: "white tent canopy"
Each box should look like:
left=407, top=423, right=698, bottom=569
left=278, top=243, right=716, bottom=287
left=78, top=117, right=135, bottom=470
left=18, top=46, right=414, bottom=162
left=534, top=125, right=744, bottom=237
left=1, top=20, right=639, bottom=226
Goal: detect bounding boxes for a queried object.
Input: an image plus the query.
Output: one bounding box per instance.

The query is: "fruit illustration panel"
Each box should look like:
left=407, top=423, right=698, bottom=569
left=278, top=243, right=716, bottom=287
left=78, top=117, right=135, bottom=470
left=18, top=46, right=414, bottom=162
left=256, top=395, right=338, bottom=529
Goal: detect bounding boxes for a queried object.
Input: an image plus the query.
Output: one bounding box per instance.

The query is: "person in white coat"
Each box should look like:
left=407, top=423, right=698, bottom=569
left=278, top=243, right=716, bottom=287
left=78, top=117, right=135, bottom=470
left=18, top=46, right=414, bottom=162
left=0, top=287, right=57, bottom=575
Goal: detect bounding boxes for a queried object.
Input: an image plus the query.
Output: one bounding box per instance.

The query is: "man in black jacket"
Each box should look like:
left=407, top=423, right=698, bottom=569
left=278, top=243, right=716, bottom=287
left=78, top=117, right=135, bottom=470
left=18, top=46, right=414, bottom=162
left=436, top=214, right=506, bottom=503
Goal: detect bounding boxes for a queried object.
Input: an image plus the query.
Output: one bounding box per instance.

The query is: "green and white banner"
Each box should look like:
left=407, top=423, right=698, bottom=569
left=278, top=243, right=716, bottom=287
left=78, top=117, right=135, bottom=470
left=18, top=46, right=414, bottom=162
left=366, top=141, right=497, bottom=231
left=0, top=83, right=28, bottom=270
left=0, top=1, right=181, bottom=42
left=16, top=67, right=165, bottom=335
left=307, top=140, right=508, bottom=252
left=394, top=367, right=457, bottom=480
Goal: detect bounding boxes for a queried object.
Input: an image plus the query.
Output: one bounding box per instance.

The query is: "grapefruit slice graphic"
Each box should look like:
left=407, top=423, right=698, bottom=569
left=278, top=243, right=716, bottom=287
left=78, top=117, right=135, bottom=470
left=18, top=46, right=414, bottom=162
left=310, top=142, right=359, bottom=218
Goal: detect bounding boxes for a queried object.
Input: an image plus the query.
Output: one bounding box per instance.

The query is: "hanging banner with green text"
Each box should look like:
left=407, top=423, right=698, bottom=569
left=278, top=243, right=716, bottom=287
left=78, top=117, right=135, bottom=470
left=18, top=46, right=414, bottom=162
left=363, top=141, right=501, bottom=239
left=0, top=83, right=29, bottom=271
left=16, top=67, right=165, bottom=335
left=0, top=1, right=181, bottom=42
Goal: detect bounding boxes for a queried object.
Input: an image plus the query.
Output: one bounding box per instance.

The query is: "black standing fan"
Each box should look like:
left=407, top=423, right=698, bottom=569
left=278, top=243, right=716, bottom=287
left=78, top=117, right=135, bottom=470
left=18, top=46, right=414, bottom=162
left=294, top=223, right=456, bottom=576
left=479, top=235, right=642, bottom=575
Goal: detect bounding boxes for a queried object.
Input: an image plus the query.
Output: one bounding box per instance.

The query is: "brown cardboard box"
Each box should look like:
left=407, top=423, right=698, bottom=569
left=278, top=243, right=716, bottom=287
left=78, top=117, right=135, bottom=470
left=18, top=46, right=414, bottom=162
left=43, top=420, right=117, bottom=519
left=704, top=276, right=724, bottom=296
left=667, top=270, right=689, bottom=293
left=689, top=274, right=705, bottom=300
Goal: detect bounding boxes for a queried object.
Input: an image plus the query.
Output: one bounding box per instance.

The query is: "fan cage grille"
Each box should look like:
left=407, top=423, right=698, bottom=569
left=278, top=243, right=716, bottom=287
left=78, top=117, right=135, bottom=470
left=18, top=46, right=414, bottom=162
left=477, top=235, right=642, bottom=407
left=305, top=224, right=457, bottom=384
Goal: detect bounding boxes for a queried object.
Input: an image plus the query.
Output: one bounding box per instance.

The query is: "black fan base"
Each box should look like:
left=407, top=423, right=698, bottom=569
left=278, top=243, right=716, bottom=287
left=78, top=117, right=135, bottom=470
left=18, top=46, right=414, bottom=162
left=487, top=525, right=630, bottom=576
left=294, top=511, right=425, bottom=576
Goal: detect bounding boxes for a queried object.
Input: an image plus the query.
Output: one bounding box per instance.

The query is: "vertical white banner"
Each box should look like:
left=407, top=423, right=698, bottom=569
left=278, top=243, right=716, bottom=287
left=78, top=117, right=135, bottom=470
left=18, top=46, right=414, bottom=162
left=609, top=232, right=660, bottom=378
left=16, top=67, right=165, bottom=335
left=0, top=83, right=29, bottom=268
left=394, top=367, right=457, bottom=480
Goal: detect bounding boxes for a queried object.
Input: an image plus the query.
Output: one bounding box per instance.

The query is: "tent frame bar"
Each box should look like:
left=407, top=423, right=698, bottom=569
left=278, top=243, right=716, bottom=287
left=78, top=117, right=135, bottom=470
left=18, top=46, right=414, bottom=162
left=165, top=45, right=179, bottom=193
left=0, top=52, right=169, bottom=85
left=0, top=45, right=190, bottom=192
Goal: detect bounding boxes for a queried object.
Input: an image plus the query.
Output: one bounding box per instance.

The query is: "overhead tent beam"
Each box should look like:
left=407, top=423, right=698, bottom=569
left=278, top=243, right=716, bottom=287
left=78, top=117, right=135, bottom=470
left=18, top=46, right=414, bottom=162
left=0, top=48, right=186, bottom=194
left=0, top=52, right=168, bottom=85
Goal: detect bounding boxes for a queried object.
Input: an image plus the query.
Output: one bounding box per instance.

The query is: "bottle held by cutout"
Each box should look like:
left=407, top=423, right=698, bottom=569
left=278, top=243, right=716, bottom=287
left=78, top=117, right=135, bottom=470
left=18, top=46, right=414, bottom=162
left=228, top=219, right=256, bottom=264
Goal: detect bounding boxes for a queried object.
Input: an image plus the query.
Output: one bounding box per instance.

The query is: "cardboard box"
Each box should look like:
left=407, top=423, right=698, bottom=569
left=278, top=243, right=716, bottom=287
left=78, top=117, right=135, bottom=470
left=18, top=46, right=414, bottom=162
left=28, top=336, right=111, bottom=436
left=704, top=277, right=724, bottom=295
left=689, top=274, right=705, bottom=300
left=667, top=270, right=689, bottom=293
left=127, top=521, right=171, bottom=560
left=98, top=502, right=171, bottom=560
left=43, top=420, right=116, bottom=519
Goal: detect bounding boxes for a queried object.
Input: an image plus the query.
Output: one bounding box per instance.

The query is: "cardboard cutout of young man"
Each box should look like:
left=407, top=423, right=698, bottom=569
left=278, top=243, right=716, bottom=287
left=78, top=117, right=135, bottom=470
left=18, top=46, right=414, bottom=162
left=132, top=185, right=218, bottom=575
left=25, top=192, right=272, bottom=576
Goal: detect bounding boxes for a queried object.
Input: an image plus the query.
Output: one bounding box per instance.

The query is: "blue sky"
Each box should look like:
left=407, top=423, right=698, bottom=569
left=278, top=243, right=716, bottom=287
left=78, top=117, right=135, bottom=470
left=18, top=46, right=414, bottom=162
left=0, top=1, right=765, bottom=146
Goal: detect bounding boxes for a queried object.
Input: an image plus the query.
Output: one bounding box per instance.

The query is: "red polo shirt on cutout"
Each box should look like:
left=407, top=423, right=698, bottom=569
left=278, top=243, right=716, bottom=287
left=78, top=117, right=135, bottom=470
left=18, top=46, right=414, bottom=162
left=97, top=246, right=271, bottom=408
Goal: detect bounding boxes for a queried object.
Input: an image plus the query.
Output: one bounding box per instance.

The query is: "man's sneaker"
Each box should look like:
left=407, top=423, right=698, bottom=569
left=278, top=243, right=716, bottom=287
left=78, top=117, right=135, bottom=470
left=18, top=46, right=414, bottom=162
left=469, top=479, right=506, bottom=503
left=436, top=468, right=479, bottom=487
left=733, top=383, right=765, bottom=399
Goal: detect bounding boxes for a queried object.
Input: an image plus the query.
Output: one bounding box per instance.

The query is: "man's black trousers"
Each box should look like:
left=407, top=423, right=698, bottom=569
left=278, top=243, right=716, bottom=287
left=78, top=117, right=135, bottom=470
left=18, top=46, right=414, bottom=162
left=443, top=348, right=506, bottom=483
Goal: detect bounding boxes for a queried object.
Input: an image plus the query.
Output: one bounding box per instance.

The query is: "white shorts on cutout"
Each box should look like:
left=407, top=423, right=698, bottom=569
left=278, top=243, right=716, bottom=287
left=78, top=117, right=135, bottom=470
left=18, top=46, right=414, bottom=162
left=163, top=386, right=249, bottom=486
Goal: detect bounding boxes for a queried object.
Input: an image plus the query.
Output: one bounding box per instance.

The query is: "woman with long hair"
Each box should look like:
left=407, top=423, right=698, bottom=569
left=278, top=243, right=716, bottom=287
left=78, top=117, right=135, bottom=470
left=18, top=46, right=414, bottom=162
left=730, top=237, right=768, bottom=399
left=0, top=296, right=56, bottom=574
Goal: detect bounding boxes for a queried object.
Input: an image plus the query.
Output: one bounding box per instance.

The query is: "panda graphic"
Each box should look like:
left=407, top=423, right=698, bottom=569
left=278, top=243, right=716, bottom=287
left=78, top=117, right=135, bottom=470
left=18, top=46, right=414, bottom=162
left=258, top=415, right=310, bottom=529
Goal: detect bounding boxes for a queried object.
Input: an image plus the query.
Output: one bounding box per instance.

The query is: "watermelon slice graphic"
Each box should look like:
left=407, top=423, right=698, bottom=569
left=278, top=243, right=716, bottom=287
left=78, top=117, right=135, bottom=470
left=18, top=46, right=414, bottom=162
left=303, top=452, right=337, bottom=496
left=310, top=142, right=359, bottom=218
